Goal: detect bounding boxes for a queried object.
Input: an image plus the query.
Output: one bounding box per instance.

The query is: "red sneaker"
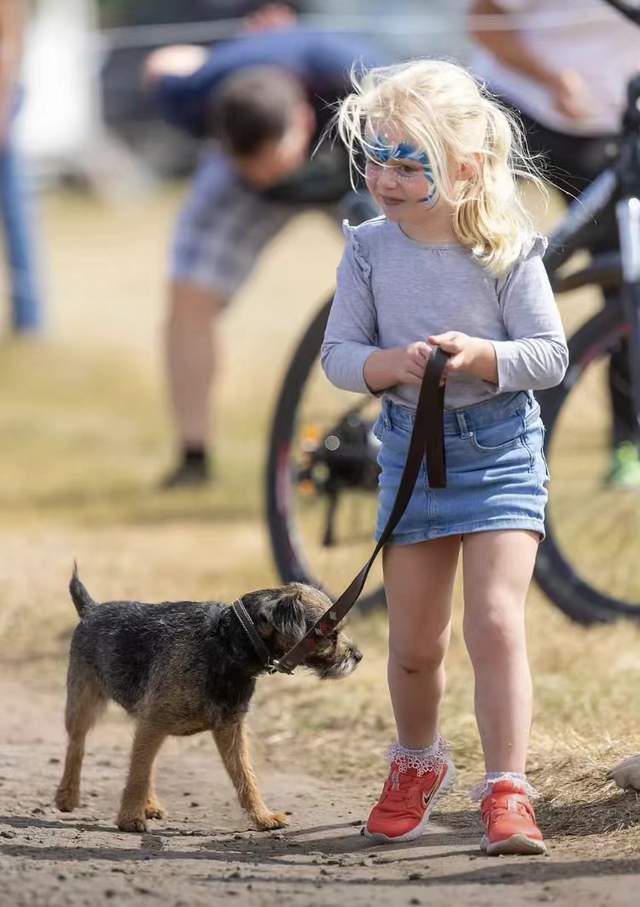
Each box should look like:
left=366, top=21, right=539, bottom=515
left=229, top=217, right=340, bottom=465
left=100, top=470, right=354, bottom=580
left=481, top=781, right=546, bottom=855
left=365, top=744, right=455, bottom=844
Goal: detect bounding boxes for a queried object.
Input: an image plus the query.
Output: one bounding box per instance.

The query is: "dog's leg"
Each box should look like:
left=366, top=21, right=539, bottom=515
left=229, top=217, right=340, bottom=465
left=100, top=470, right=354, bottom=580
left=117, top=721, right=167, bottom=832
left=213, top=719, right=288, bottom=830
left=55, top=670, right=107, bottom=812
left=144, top=766, right=166, bottom=820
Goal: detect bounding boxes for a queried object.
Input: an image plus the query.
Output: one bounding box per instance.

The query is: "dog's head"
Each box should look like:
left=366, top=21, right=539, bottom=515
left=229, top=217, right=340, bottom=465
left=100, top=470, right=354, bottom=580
left=243, top=583, right=362, bottom=679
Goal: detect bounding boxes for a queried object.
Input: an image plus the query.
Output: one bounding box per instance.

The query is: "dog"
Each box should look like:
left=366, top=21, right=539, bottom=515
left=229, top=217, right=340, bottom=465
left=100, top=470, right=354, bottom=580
left=55, top=568, right=362, bottom=832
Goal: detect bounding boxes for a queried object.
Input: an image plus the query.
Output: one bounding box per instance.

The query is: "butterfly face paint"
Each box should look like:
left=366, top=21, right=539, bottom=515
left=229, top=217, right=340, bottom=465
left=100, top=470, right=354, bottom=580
left=366, top=137, right=439, bottom=208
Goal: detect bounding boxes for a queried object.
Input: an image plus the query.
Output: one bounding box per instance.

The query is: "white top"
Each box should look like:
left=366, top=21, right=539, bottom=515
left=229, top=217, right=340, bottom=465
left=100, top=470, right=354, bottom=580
left=470, top=0, right=640, bottom=135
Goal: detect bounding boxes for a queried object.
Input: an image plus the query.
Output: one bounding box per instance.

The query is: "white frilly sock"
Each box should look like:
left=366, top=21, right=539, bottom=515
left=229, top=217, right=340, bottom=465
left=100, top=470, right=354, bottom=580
left=470, top=771, right=538, bottom=801
left=387, top=736, right=449, bottom=776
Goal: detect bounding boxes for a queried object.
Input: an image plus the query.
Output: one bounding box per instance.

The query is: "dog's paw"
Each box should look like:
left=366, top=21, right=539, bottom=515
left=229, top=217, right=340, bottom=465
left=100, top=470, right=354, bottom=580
left=144, top=800, right=166, bottom=820
left=55, top=787, right=79, bottom=812
left=255, top=811, right=289, bottom=831
left=608, top=753, right=640, bottom=790
left=117, top=814, right=148, bottom=833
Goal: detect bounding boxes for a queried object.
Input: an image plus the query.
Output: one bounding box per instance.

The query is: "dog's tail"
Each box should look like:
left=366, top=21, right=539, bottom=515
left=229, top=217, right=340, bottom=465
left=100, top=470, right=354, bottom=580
left=69, top=561, right=96, bottom=619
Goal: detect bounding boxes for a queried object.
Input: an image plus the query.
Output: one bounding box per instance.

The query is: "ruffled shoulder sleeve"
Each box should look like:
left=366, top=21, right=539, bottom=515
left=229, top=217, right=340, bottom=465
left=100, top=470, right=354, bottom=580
left=497, top=234, right=548, bottom=298
left=341, top=220, right=372, bottom=282
left=519, top=233, right=548, bottom=262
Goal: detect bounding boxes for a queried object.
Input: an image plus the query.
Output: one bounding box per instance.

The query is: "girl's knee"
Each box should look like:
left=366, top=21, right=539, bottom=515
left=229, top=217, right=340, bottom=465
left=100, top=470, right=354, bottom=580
left=463, top=601, right=526, bottom=662
left=389, top=641, right=447, bottom=675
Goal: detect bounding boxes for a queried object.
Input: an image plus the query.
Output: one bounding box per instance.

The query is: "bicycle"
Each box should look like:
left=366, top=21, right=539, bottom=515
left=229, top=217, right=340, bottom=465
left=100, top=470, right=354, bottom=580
left=265, top=71, right=640, bottom=624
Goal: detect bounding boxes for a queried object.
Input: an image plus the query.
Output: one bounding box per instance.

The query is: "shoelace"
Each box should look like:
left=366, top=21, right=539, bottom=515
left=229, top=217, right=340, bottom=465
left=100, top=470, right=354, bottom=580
left=483, top=795, right=535, bottom=826
left=381, top=768, right=435, bottom=811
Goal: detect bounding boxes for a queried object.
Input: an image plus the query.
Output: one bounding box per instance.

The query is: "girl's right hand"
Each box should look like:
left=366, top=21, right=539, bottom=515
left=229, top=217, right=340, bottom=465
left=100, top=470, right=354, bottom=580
left=364, top=342, right=432, bottom=392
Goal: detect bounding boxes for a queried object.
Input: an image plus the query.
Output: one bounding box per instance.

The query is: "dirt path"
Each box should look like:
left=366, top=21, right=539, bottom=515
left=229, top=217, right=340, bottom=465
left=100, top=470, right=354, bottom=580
left=2, top=671, right=639, bottom=907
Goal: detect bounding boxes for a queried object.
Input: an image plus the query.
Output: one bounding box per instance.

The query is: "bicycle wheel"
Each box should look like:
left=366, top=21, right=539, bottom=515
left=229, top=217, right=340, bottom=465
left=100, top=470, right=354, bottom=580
left=535, top=299, right=640, bottom=622
left=266, top=297, right=386, bottom=613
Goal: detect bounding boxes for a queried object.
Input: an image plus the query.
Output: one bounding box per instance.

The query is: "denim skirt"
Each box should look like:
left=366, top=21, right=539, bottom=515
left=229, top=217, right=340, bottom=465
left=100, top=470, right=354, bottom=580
left=373, top=391, right=550, bottom=544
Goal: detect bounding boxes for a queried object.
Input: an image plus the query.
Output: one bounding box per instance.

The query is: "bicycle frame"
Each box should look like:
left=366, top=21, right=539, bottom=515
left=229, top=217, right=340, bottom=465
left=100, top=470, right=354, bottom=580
left=617, top=76, right=640, bottom=433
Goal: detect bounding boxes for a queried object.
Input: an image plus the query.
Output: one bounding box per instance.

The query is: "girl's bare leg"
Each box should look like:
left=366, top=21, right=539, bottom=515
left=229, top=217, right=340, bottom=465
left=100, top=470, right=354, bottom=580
left=385, top=535, right=462, bottom=749
left=462, top=530, right=538, bottom=773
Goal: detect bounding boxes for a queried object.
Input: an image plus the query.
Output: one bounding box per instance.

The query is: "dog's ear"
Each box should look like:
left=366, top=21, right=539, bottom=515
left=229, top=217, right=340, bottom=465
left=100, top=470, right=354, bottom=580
left=271, top=589, right=307, bottom=643
left=255, top=614, right=274, bottom=639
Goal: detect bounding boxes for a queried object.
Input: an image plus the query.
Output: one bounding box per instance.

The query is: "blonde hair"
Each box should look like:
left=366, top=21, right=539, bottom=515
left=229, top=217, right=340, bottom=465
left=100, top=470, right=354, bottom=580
left=336, top=59, right=546, bottom=276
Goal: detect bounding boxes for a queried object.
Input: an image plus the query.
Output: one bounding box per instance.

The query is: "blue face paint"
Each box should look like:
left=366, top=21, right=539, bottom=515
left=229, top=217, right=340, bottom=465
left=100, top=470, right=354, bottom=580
left=369, top=138, right=430, bottom=167
left=367, top=136, right=439, bottom=207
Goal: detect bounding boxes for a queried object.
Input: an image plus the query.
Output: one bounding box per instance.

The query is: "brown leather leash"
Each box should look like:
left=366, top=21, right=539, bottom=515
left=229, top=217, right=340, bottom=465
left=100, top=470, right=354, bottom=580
left=232, top=348, right=450, bottom=674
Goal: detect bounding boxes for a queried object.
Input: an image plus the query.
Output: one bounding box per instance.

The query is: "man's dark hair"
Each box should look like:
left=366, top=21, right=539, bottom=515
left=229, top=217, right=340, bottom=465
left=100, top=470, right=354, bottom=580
left=210, top=66, right=307, bottom=157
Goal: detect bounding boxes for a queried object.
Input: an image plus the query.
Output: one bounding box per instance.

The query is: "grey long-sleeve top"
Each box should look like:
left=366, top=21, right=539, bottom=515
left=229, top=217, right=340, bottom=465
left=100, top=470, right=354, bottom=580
left=321, top=217, right=569, bottom=410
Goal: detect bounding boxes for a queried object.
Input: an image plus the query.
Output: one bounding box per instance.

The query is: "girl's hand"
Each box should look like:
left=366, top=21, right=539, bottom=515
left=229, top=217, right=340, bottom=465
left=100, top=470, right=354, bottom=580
left=364, top=342, right=433, bottom=392
left=429, top=332, right=498, bottom=384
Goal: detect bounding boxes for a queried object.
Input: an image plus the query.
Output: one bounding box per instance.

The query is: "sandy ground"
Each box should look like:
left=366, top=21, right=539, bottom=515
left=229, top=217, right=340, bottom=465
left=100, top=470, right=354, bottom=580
left=2, top=638, right=640, bottom=907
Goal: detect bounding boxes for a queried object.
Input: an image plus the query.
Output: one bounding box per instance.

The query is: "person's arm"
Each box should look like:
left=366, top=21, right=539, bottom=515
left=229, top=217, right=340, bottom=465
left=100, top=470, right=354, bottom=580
left=489, top=244, right=568, bottom=391
left=142, top=44, right=211, bottom=136
left=143, top=44, right=208, bottom=88
left=321, top=227, right=433, bottom=394
left=321, top=229, right=381, bottom=394
left=468, top=0, right=593, bottom=120
left=144, top=29, right=304, bottom=138
left=430, top=241, right=568, bottom=390
left=0, top=0, right=25, bottom=143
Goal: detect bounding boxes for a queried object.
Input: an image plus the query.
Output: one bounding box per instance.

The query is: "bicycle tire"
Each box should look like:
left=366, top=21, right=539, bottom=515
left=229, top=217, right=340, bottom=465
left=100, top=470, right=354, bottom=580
left=535, top=299, right=637, bottom=623
left=265, top=296, right=387, bottom=613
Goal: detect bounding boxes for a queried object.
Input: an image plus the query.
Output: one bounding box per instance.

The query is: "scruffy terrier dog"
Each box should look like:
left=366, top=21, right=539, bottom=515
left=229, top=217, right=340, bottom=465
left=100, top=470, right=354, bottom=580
left=55, top=568, right=362, bottom=832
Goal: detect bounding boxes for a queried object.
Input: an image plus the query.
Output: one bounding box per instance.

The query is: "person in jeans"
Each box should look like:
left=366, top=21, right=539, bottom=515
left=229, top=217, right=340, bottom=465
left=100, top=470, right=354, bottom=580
left=0, top=0, right=43, bottom=335
left=468, top=0, right=640, bottom=487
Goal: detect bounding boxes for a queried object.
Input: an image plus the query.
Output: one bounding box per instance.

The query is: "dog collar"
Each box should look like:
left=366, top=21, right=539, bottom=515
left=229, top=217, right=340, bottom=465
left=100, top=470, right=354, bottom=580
left=231, top=599, right=294, bottom=675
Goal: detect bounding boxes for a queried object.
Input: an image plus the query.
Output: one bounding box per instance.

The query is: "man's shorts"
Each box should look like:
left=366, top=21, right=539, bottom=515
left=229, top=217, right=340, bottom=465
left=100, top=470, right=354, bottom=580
left=171, top=150, right=316, bottom=300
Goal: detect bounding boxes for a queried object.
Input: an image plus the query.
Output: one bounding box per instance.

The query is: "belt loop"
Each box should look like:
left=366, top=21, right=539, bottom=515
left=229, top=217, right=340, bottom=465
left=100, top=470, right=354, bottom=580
left=455, top=411, right=471, bottom=439
left=382, top=397, right=392, bottom=431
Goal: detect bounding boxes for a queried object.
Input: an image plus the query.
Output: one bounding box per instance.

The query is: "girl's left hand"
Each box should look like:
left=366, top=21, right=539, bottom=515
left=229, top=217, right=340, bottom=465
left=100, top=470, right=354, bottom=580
left=428, top=332, right=498, bottom=384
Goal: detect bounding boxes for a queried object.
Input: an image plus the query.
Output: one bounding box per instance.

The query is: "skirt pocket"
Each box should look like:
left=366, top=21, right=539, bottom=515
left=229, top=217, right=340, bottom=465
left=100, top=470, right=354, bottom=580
left=469, top=411, right=526, bottom=453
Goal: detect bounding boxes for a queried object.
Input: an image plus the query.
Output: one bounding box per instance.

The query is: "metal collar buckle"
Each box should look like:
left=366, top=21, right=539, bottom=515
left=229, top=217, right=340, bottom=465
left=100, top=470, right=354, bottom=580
left=265, top=659, right=294, bottom=676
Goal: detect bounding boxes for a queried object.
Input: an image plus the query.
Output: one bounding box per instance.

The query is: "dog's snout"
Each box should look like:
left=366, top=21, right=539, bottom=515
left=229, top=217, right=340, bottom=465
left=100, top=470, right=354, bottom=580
left=353, top=648, right=363, bottom=663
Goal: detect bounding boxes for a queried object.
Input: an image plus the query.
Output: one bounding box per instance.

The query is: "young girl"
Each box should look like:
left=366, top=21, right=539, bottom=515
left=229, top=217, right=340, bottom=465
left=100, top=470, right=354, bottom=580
left=321, top=59, right=568, bottom=856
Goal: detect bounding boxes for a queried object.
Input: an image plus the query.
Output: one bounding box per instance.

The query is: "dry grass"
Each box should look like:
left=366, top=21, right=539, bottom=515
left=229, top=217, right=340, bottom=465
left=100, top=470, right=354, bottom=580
left=1, top=185, right=640, bottom=859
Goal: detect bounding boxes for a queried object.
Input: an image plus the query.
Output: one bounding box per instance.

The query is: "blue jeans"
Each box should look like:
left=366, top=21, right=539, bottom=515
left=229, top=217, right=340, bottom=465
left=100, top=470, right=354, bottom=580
left=0, top=136, right=42, bottom=332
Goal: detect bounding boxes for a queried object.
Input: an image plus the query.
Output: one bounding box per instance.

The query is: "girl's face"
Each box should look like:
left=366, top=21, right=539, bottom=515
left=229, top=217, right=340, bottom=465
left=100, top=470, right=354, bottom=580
left=364, top=135, right=439, bottom=221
